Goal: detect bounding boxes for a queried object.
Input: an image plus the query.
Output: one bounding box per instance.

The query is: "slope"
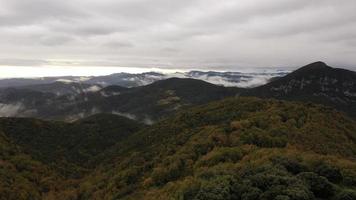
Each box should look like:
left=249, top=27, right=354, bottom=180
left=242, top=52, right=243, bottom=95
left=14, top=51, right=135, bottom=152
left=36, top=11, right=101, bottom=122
left=17, top=81, right=102, bottom=96
left=73, top=97, right=356, bottom=200
left=0, top=132, right=62, bottom=200
left=0, top=113, right=145, bottom=177
left=60, top=78, right=243, bottom=123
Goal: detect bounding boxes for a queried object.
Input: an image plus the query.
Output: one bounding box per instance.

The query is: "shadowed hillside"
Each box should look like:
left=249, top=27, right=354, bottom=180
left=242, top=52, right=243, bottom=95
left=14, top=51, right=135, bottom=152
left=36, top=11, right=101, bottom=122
left=244, top=62, right=356, bottom=118
left=0, top=114, right=145, bottom=177
left=58, top=78, right=243, bottom=123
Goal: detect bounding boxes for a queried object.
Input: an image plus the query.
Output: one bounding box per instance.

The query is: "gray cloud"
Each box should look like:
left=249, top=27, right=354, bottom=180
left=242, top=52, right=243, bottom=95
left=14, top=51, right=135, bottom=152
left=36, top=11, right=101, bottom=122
left=0, top=58, right=49, bottom=66
left=40, top=34, right=76, bottom=46
left=0, top=0, right=355, bottom=73
left=0, top=0, right=86, bottom=26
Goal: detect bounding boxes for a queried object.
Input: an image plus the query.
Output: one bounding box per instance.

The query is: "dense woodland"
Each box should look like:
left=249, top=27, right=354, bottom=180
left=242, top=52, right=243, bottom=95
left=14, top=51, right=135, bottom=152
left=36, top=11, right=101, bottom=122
left=1, top=97, right=356, bottom=199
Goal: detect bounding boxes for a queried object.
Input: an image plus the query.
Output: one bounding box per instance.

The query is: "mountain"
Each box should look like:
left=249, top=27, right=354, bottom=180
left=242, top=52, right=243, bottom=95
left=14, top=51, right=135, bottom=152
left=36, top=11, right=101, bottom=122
left=98, top=85, right=129, bottom=97
left=1, top=62, right=356, bottom=199
left=0, top=81, right=103, bottom=118
left=0, top=88, right=59, bottom=117
left=244, top=61, right=356, bottom=118
left=85, top=72, right=166, bottom=87
left=0, top=87, right=86, bottom=119
left=0, top=78, right=243, bottom=123
left=0, top=76, right=93, bottom=88
left=0, top=70, right=288, bottom=88
left=0, top=61, right=355, bottom=122
left=58, top=78, right=243, bottom=123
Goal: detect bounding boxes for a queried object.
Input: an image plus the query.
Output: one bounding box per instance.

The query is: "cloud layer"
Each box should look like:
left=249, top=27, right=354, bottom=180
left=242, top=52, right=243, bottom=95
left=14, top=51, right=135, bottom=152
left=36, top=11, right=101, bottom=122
left=0, top=0, right=355, bottom=71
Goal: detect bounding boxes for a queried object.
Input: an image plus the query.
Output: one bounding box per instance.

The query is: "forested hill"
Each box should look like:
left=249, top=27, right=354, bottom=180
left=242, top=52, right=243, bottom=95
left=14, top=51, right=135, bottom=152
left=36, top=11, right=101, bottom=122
left=0, top=114, right=144, bottom=177
left=1, top=81, right=356, bottom=199
left=59, top=97, right=356, bottom=199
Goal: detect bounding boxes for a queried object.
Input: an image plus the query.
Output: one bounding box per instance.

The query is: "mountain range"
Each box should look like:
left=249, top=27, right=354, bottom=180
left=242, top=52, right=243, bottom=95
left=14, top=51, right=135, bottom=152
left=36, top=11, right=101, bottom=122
left=0, top=70, right=288, bottom=89
left=1, top=61, right=356, bottom=199
left=0, top=61, right=355, bottom=122
left=0, top=78, right=242, bottom=122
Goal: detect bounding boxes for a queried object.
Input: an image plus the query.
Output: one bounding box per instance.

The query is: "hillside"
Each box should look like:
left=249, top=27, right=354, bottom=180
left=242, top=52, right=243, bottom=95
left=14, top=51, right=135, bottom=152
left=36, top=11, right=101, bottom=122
left=0, top=131, right=62, bottom=200
left=17, top=82, right=102, bottom=96
left=57, top=78, right=242, bottom=123
left=99, top=85, right=129, bottom=97
left=70, top=97, right=356, bottom=200
left=0, top=78, right=242, bottom=123
left=104, top=78, right=241, bottom=117
left=0, top=114, right=146, bottom=199
left=1, top=97, right=356, bottom=199
left=0, top=114, right=144, bottom=177
left=244, top=62, right=356, bottom=118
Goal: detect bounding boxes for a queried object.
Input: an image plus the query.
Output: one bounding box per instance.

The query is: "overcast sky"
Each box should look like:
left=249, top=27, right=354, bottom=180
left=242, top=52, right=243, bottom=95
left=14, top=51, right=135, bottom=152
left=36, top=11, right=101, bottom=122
left=0, top=0, right=355, bottom=77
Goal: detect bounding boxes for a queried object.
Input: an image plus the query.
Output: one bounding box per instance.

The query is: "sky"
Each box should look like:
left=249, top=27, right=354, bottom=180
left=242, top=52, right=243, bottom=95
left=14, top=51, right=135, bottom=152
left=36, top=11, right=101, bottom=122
left=0, top=0, right=356, bottom=77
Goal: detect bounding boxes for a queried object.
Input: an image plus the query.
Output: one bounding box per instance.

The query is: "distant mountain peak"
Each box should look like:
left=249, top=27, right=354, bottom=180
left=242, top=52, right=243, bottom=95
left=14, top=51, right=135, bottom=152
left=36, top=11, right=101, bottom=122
left=294, top=61, right=331, bottom=74
left=287, top=61, right=356, bottom=80
left=309, top=61, right=328, bottom=67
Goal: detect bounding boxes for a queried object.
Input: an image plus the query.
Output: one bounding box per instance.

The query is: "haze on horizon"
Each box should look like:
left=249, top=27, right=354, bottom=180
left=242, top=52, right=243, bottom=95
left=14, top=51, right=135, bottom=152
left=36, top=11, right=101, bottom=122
left=0, top=0, right=356, bottom=77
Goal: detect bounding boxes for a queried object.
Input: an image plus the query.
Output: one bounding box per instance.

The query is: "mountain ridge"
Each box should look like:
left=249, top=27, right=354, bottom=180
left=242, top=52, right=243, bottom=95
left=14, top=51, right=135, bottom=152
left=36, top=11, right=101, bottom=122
left=0, top=69, right=288, bottom=88
left=243, top=61, right=356, bottom=118
left=0, top=61, right=355, bottom=122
